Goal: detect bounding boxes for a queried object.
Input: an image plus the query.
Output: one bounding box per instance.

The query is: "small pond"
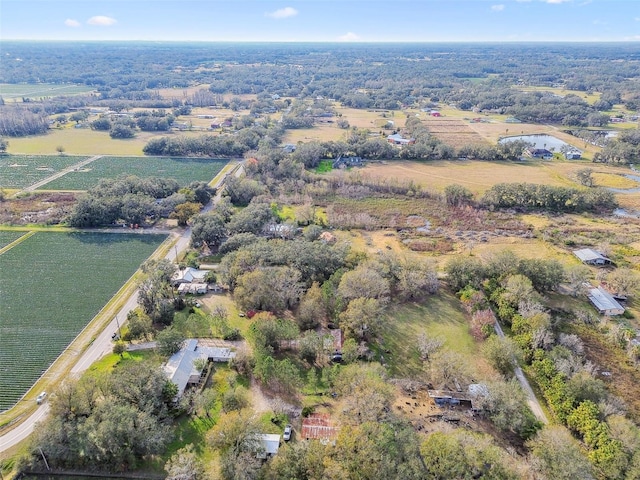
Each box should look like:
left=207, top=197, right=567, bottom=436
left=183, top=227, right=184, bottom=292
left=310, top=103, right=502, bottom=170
left=499, top=134, right=573, bottom=152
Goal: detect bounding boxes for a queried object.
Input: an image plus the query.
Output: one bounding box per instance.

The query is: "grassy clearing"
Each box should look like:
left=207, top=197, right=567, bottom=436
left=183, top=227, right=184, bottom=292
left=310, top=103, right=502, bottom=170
left=380, top=291, right=477, bottom=378
left=592, top=172, right=639, bottom=189
left=0, top=154, right=87, bottom=189
left=85, top=350, right=158, bottom=376
left=315, top=159, right=333, bottom=173
left=0, top=231, right=167, bottom=412
left=41, top=156, right=229, bottom=190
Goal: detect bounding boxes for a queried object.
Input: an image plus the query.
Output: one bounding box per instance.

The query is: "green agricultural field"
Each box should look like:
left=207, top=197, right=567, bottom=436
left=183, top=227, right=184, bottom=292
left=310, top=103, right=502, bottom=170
left=0, top=231, right=167, bottom=412
left=0, top=83, right=95, bottom=101
left=41, top=156, right=229, bottom=190
left=0, top=155, right=88, bottom=189
left=0, top=231, right=25, bottom=249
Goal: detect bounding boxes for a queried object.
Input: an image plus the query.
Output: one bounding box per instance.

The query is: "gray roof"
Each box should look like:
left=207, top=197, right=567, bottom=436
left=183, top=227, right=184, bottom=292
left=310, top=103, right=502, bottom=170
left=258, top=434, right=281, bottom=455
left=573, top=248, right=609, bottom=263
left=163, top=339, right=236, bottom=398
left=588, top=286, right=624, bottom=314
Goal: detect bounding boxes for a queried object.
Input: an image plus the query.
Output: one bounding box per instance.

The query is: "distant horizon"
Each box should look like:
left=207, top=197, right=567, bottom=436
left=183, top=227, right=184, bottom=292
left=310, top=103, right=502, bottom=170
left=2, top=39, right=639, bottom=45
left=2, top=0, right=639, bottom=43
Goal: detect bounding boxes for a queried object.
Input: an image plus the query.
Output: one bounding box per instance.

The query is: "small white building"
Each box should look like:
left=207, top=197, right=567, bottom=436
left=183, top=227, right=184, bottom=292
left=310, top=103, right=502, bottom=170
left=587, top=286, right=625, bottom=316
left=256, top=434, right=281, bottom=459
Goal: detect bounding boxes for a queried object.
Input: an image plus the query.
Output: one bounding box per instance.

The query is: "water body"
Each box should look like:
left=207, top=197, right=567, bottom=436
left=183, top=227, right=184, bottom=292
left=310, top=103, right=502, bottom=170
left=499, top=134, right=572, bottom=152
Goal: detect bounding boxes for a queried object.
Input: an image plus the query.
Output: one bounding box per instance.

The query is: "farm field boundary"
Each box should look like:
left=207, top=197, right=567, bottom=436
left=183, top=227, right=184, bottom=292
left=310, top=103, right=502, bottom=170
left=0, top=231, right=169, bottom=413
left=0, top=231, right=35, bottom=255
left=0, top=155, right=89, bottom=189
left=40, top=156, right=230, bottom=191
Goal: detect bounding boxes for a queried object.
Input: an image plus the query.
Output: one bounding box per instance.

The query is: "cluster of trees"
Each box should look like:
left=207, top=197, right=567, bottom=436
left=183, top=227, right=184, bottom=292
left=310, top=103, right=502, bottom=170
left=67, top=175, right=212, bottom=227
left=447, top=250, right=640, bottom=479
left=26, top=362, right=175, bottom=471
left=594, top=128, right=640, bottom=164
left=481, top=182, right=617, bottom=213
left=3, top=42, right=639, bottom=140
left=0, top=106, right=48, bottom=136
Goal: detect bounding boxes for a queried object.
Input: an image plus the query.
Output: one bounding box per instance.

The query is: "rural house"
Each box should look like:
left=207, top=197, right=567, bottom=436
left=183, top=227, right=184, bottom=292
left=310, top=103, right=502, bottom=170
left=332, top=156, right=363, bottom=169
left=163, top=339, right=236, bottom=399
left=573, top=248, right=613, bottom=266
left=525, top=147, right=553, bottom=160
left=387, top=133, right=415, bottom=146
left=172, top=267, right=208, bottom=285
left=587, top=286, right=625, bottom=316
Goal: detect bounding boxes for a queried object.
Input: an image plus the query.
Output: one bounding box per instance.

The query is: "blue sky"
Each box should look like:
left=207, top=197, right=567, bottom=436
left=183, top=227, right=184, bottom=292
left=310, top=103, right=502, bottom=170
left=1, top=0, right=639, bottom=42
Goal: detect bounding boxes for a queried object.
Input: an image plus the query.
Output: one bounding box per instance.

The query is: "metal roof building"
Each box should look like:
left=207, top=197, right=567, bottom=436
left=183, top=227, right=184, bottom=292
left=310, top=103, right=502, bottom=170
left=588, top=286, right=625, bottom=316
left=573, top=248, right=612, bottom=266
left=163, top=339, right=236, bottom=398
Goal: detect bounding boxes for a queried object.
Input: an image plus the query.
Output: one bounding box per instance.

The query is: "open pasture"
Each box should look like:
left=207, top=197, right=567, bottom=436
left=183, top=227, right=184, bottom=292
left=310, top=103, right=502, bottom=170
left=362, top=159, right=633, bottom=196
left=0, top=83, right=95, bottom=102
left=0, top=231, right=167, bottom=412
left=41, top=156, right=229, bottom=190
left=380, top=293, right=480, bottom=378
left=0, top=154, right=87, bottom=189
left=7, top=128, right=155, bottom=156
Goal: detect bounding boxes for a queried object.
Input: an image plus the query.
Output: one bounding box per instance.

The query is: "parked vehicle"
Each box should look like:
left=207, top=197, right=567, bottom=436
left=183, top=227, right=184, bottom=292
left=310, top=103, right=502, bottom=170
left=283, top=424, right=292, bottom=441
left=36, top=392, right=47, bottom=404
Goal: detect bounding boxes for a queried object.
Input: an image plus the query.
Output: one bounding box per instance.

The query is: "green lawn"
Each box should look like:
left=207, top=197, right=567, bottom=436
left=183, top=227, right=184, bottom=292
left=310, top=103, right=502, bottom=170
left=41, top=156, right=229, bottom=190
left=0, top=231, right=167, bottom=412
left=380, top=290, right=478, bottom=378
left=0, top=154, right=87, bottom=189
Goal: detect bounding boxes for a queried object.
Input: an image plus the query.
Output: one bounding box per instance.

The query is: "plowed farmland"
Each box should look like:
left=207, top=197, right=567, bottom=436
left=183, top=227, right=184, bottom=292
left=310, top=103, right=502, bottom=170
left=421, top=117, right=489, bottom=149
left=0, top=231, right=167, bottom=412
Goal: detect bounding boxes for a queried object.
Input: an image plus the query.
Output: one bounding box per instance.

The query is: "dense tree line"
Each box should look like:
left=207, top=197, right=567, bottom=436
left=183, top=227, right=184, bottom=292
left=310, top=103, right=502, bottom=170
left=26, top=362, right=175, bottom=472
left=447, top=251, right=640, bottom=479
left=2, top=42, right=638, bottom=127
left=67, top=175, right=212, bottom=227
left=594, top=128, right=640, bottom=164
left=481, top=182, right=617, bottom=213
left=0, top=106, right=49, bottom=136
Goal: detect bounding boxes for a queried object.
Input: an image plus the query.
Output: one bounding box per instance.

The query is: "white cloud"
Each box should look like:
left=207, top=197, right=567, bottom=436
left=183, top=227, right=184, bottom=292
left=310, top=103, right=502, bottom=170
left=542, top=0, right=573, bottom=3
left=339, top=32, right=360, bottom=42
left=87, top=16, right=117, bottom=26
left=64, top=19, right=81, bottom=28
left=491, top=4, right=505, bottom=11
left=266, top=7, right=298, bottom=19
left=635, top=17, right=640, bottom=21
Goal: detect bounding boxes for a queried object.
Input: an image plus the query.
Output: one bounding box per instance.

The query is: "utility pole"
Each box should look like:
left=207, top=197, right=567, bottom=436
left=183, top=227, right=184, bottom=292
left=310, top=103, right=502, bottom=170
left=38, top=447, right=50, bottom=471
left=115, top=315, right=122, bottom=339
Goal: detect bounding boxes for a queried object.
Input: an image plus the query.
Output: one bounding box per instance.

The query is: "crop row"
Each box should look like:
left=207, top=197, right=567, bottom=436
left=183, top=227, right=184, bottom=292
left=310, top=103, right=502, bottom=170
left=0, top=154, right=87, bottom=189
left=0, top=231, right=167, bottom=412
left=42, top=156, right=229, bottom=190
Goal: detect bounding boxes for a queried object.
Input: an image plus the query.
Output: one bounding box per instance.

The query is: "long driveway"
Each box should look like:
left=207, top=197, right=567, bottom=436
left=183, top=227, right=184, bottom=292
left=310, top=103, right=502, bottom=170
left=493, top=320, right=548, bottom=424
left=0, top=161, right=243, bottom=454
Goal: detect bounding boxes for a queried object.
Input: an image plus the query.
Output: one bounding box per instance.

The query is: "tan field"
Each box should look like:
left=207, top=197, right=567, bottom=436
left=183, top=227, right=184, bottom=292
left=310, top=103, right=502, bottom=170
left=363, top=159, right=612, bottom=195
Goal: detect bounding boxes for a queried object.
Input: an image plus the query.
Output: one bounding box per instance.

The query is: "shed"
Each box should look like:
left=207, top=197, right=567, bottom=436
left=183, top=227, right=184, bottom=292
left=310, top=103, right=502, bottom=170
left=302, top=414, right=339, bottom=443
left=256, top=434, right=281, bottom=459
left=573, top=248, right=612, bottom=266
left=587, top=286, right=625, bottom=316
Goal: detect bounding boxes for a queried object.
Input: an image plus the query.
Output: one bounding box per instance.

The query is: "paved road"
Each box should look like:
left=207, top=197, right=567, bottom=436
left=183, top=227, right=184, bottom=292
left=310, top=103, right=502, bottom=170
left=494, top=320, right=548, bottom=424
left=0, top=161, right=244, bottom=454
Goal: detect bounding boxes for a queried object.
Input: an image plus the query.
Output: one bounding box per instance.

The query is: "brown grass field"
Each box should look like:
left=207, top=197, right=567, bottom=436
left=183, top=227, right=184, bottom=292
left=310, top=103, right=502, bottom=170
left=362, top=159, right=635, bottom=196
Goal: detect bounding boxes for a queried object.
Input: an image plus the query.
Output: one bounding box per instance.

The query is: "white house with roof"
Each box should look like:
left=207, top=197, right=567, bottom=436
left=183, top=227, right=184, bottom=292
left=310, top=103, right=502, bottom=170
left=587, top=286, right=625, bottom=316
left=163, top=339, right=236, bottom=398
left=172, top=267, right=209, bottom=285
left=573, top=248, right=612, bottom=266
left=387, top=133, right=415, bottom=146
